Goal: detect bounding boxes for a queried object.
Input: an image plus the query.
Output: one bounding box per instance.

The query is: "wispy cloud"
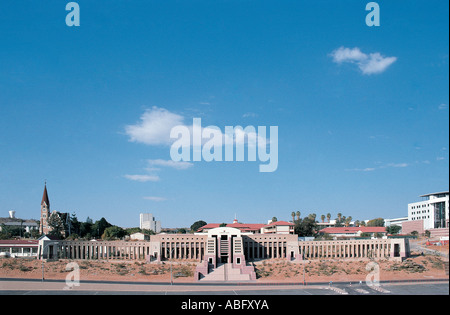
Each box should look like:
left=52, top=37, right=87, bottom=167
left=330, top=47, right=397, bottom=75
left=383, top=163, right=409, bottom=168
left=438, top=103, right=448, bottom=110
left=346, top=162, right=409, bottom=172
left=148, top=159, right=193, bottom=170
left=242, top=112, right=258, bottom=118
left=143, top=196, right=167, bottom=202
left=345, top=167, right=376, bottom=172
left=124, top=174, right=160, bottom=182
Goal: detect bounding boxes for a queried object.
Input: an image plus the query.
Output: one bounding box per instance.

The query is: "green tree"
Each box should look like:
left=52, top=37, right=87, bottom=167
left=367, top=218, right=385, bottom=227
left=321, top=214, right=326, bottom=223
left=326, top=213, right=331, bottom=223
left=70, top=212, right=80, bottom=236
left=141, top=229, right=155, bottom=235
left=294, top=217, right=317, bottom=237
left=48, top=212, right=64, bottom=237
left=345, top=216, right=352, bottom=227
left=386, top=225, right=401, bottom=235
left=92, top=217, right=112, bottom=238
left=190, top=220, right=207, bottom=232
left=102, top=226, right=126, bottom=240
left=79, top=221, right=92, bottom=238
left=291, top=212, right=296, bottom=222
left=296, top=211, right=301, bottom=221
left=125, top=227, right=141, bottom=235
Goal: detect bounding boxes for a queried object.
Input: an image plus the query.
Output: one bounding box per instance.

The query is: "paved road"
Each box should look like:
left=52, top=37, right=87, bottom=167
left=0, top=279, right=448, bottom=295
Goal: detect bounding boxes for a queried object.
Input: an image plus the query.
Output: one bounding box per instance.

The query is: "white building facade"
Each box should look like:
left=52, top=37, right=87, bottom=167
left=139, top=213, right=161, bottom=233
left=407, top=191, right=449, bottom=230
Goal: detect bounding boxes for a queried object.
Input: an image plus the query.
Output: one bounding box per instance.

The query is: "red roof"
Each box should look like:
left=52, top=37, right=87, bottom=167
left=0, top=240, right=39, bottom=245
left=197, top=223, right=266, bottom=232
left=264, top=220, right=295, bottom=227
left=197, top=221, right=295, bottom=232
left=320, top=226, right=386, bottom=234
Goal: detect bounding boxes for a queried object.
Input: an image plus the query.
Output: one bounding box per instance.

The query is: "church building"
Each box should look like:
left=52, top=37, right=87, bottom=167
left=39, top=184, right=70, bottom=237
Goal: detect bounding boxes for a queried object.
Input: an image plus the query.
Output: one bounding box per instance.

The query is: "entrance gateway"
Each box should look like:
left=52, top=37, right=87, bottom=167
left=195, top=227, right=257, bottom=281
left=204, top=227, right=245, bottom=266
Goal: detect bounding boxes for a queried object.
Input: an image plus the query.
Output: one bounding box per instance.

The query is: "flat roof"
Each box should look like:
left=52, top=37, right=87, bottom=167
left=419, top=191, right=449, bottom=197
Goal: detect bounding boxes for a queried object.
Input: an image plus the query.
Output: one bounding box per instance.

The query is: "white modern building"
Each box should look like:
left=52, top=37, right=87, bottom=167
left=139, top=213, right=161, bottom=233
left=385, top=217, right=409, bottom=227
left=407, top=191, right=449, bottom=230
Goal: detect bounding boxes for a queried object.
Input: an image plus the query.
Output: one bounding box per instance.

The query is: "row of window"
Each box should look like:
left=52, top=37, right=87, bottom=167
left=411, top=210, right=430, bottom=215
left=411, top=204, right=429, bottom=209
left=411, top=216, right=430, bottom=220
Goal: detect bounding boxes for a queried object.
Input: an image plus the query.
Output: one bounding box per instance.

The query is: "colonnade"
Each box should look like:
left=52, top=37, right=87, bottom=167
left=40, top=237, right=407, bottom=262
left=160, top=241, right=204, bottom=260
left=244, top=240, right=287, bottom=259
left=298, top=240, right=392, bottom=260
left=57, top=241, right=150, bottom=260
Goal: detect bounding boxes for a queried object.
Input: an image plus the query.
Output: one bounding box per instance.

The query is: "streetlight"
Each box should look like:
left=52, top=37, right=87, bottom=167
left=302, top=252, right=306, bottom=286
left=169, top=247, right=176, bottom=285
left=41, top=241, right=57, bottom=281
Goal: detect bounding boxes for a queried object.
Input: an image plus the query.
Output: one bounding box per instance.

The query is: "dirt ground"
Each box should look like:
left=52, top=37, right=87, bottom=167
left=0, top=251, right=447, bottom=283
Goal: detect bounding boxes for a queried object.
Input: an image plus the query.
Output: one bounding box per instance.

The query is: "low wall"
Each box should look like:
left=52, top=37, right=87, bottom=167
left=402, top=220, right=424, bottom=235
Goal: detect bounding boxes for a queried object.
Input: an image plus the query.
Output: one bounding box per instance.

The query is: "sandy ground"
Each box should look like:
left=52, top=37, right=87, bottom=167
left=1, top=249, right=447, bottom=284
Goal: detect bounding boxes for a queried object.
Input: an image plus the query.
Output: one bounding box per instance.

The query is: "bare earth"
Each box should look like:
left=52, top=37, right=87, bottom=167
left=1, top=248, right=447, bottom=284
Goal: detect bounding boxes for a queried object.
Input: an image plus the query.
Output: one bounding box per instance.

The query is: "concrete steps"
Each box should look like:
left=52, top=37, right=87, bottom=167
left=200, top=263, right=252, bottom=282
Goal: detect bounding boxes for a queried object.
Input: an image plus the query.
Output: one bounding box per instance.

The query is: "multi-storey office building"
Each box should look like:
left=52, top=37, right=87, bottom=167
left=407, top=191, right=449, bottom=231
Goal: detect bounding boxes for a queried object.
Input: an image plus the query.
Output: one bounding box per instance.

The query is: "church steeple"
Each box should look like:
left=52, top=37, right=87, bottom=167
left=41, top=182, right=50, bottom=208
left=40, top=182, right=51, bottom=234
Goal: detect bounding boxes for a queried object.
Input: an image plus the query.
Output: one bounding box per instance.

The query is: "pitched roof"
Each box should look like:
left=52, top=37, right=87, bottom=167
left=264, top=220, right=295, bottom=227
left=0, top=240, right=39, bottom=245
left=41, top=184, right=50, bottom=207
left=197, top=223, right=266, bottom=232
left=319, top=226, right=386, bottom=234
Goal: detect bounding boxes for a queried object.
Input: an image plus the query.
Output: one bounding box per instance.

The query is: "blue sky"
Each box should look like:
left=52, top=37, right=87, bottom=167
left=0, top=0, right=448, bottom=228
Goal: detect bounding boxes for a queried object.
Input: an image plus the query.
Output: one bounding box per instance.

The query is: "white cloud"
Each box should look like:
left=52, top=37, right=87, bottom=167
left=331, top=47, right=367, bottom=63
left=346, top=162, right=409, bottom=172
left=242, top=112, right=258, bottom=118
left=124, top=174, right=160, bottom=182
left=125, top=107, right=270, bottom=149
left=438, top=103, right=448, bottom=110
left=148, top=159, right=193, bottom=170
left=143, top=196, right=167, bottom=201
left=345, top=167, right=376, bottom=172
left=124, top=107, right=185, bottom=145
left=330, top=46, right=397, bottom=75
left=385, top=163, right=408, bottom=168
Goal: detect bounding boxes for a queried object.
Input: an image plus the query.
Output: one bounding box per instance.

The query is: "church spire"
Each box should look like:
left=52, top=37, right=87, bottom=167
left=41, top=182, right=50, bottom=208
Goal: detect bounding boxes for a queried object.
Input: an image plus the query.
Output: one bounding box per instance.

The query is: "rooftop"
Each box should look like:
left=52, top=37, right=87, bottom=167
left=319, top=226, right=387, bottom=234
left=419, top=191, right=449, bottom=198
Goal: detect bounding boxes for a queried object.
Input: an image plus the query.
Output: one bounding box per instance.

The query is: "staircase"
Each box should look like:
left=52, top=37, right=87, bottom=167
left=220, top=238, right=228, bottom=260
left=200, top=263, right=253, bottom=282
